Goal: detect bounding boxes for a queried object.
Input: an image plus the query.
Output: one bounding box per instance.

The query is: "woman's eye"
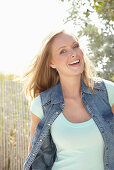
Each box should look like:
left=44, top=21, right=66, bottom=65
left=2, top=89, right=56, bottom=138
left=73, top=44, right=79, bottom=48
left=60, top=49, right=66, bottom=54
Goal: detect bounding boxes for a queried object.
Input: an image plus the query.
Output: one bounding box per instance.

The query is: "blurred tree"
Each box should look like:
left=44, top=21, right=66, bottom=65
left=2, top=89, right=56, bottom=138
left=0, top=72, right=17, bottom=80
left=59, top=0, right=114, bottom=81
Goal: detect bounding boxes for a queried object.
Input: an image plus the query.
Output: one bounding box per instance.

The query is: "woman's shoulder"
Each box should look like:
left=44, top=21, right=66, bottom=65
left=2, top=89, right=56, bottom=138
left=102, top=78, right=114, bottom=107
left=30, top=95, right=44, bottom=119
left=102, top=78, right=114, bottom=88
left=93, top=77, right=114, bottom=107
left=30, top=83, right=59, bottom=119
left=93, top=77, right=114, bottom=90
left=39, top=82, right=60, bottom=105
left=31, top=95, right=41, bottom=103
left=94, top=77, right=114, bottom=88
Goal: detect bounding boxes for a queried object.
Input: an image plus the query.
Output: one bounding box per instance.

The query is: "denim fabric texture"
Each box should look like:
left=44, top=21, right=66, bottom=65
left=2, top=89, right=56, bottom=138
left=24, top=77, right=114, bottom=170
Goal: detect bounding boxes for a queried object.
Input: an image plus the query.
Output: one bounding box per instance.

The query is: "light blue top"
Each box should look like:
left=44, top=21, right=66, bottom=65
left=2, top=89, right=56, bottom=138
left=51, top=114, right=104, bottom=170
left=30, top=79, right=114, bottom=170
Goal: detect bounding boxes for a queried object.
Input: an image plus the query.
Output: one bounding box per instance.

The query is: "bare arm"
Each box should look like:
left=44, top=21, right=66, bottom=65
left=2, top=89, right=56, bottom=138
left=112, top=103, right=114, bottom=114
left=28, top=112, right=41, bottom=153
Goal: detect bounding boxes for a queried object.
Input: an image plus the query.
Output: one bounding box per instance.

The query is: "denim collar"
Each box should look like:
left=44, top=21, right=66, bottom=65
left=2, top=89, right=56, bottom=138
left=40, top=76, right=104, bottom=105
left=50, top=76, right=92, bottom=104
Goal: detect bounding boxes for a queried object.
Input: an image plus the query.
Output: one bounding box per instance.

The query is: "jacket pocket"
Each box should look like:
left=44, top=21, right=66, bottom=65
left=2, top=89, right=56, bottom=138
left=32, top=134, right=56, bottom=170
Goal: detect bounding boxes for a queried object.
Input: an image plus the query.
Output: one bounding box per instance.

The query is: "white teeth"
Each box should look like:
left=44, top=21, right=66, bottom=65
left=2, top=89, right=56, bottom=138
left=70, top=60, right=80, bottom=64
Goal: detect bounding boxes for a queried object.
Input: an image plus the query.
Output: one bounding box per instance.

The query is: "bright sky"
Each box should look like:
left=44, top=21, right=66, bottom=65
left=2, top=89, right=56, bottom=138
left=0, top=0, right=103, bottom=75
left=0, top=0, right=73, bottom=75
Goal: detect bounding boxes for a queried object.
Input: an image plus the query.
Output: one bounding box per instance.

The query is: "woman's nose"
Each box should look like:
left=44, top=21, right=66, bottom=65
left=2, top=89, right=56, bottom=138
left=70, top=49, right=76, bottom=58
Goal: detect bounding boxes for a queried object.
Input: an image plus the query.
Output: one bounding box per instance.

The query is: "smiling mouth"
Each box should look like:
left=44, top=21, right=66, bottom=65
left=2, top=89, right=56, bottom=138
left=68, top=59, right=80, bottom=66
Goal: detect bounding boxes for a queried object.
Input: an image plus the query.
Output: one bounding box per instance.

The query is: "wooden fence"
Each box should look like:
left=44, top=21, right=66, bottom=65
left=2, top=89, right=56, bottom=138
left=0, top=79, right=30, bottom=170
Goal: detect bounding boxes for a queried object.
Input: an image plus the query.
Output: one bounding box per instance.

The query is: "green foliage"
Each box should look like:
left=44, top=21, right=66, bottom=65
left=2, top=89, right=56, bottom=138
left=95, top=6, right=102, bottom=10
left=96, top=0, right=114, bottom=21
left=60, top=0, right=104, bottom=17
left=59, top=0, right=114, bottom=80
left=97, top=1, right=104, bottom=5
left=81, top=24, right=114, bottom=81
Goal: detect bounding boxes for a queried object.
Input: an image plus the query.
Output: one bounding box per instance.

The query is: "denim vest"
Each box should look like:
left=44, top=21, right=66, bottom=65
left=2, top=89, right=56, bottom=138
left=24, top=77, right=114, bottom=170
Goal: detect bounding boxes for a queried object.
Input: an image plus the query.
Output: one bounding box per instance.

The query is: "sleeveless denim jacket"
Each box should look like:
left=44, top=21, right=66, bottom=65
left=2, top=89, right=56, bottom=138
left=24, top=77, right=114, bottom=170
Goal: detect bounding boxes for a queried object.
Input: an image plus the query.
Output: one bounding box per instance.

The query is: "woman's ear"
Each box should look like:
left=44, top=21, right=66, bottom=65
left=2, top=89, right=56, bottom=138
left=49, top=61, right=56, bottom=69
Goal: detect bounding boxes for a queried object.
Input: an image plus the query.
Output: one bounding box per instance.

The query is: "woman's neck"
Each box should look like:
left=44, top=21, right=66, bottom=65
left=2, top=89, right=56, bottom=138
left=60, top=75, right=81, bottom=99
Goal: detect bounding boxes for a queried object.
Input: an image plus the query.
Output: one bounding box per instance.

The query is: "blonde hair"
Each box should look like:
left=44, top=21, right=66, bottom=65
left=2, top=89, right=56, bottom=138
left=20, top=29, right=97, bottom=103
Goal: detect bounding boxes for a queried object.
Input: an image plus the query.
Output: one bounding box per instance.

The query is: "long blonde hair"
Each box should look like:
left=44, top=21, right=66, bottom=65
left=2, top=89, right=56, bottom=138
left=20, top=29, right=97, bottom=103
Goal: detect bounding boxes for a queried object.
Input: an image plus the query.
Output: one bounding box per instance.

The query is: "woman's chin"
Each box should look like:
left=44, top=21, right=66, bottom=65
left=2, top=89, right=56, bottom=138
left=68, top=66, right=84, bottom=75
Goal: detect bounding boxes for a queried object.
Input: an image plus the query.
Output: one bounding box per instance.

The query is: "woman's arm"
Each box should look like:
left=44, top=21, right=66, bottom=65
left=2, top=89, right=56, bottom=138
left=28, top=112, right=41, bottom=153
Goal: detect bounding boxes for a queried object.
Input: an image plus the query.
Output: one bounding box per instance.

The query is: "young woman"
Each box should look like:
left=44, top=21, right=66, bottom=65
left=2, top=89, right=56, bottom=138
left=23, top=29, right=114, bottom=170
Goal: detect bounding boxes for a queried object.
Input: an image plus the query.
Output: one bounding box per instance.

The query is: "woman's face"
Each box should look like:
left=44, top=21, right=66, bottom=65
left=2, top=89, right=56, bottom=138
left=50, top=32, right=84, bottom=78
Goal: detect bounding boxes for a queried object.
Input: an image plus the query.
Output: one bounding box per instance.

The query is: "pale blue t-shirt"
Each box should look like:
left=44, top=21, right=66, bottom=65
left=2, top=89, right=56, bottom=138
left=30, top=79, right=114, bottom=170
